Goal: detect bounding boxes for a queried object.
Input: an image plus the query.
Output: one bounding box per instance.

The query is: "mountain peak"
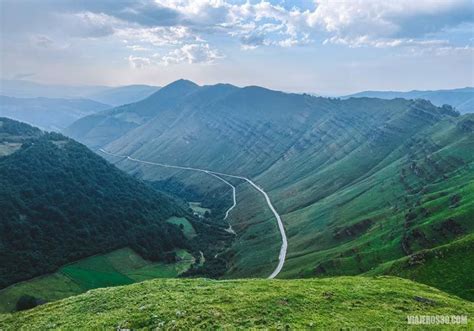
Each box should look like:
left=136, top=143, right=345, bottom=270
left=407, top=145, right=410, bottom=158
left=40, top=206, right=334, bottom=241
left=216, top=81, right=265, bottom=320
left=142, top=79, right=200, bottom=104
left=164, top=79, right=199, bottom=89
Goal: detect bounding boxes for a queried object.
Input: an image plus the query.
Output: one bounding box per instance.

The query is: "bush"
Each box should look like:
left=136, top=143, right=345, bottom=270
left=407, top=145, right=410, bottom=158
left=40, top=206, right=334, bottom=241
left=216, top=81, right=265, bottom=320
left=15, top=295, right=44, bottom=311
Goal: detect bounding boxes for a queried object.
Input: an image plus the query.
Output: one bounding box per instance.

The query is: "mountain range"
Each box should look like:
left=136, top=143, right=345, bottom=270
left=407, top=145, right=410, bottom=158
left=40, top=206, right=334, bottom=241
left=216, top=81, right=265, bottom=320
left=0, top=80, right=159, bottom=106
left=344, top=87, right=474, bottom=114
left=1, top=80, right=473, bottom=327
left=65, top=79, right=474, bottom=300
left=0, top=96, right=111, bottom=131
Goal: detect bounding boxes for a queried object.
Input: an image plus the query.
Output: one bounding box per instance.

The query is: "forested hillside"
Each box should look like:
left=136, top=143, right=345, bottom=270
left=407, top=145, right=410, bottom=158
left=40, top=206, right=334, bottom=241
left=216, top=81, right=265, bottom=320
left=0, top=118, right=188, bottom=288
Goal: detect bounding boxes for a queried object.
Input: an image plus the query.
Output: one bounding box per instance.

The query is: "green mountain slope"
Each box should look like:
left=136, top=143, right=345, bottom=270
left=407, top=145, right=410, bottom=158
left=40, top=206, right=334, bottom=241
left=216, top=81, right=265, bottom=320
left=64, top=79, right=201, bottom=149
left=367, top=234, right=474, bottom=301
left=1, top=276, right=472, bottom=329
left=0, top=95, right=111, bottom=131
left=0, top=117, right=188, bottom=289
left=344, top=87, right=474, bottom=114
left=65, top=81, right=474, bottom=299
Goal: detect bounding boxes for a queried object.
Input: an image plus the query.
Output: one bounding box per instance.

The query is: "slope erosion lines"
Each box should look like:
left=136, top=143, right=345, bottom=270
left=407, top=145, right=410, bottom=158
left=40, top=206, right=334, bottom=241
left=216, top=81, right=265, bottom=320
left=98, top=149, right=287, bottom=279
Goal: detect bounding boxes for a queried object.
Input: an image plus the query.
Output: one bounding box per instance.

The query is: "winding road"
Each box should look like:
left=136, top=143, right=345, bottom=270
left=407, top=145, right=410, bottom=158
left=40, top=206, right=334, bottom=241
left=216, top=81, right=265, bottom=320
left=205, top=172, right=236, bottom=234
left=99, top=149, right=287, bottom=279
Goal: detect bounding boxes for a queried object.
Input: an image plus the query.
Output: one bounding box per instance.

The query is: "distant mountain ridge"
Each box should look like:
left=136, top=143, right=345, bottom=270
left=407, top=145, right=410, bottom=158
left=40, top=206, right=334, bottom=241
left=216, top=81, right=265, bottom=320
left=0, top=80, right=160, bottom=106
left=343, top=87, right=474, bottom=113
left=0, top=95, right=111, bottom=131
left=87, top=85, right=160, bottom=106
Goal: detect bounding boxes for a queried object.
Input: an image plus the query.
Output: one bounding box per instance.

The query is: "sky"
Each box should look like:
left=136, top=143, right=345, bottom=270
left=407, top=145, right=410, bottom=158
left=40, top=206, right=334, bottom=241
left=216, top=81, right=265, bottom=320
left=1, top=0, right=473, bottom=95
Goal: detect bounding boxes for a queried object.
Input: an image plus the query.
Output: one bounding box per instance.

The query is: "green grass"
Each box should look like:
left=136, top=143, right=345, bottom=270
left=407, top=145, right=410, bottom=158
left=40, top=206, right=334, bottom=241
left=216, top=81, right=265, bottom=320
left=188, top=202, right=211, bottom=215
left=166, top=216, right=196, bottom=239
left=1, top=276, right=473, bottom=329
left=123, top=250, right=195, bottom=282
left=0, top=248, right=194, bottom=313
left=0, top=274, right=83, bottom=315
left=367, top=234, right=474, bottom=301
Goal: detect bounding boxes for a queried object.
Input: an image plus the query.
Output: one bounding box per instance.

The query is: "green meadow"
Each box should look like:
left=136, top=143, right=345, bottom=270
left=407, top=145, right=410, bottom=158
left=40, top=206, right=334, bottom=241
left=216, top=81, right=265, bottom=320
left=0, top=248, right=194, bottom=313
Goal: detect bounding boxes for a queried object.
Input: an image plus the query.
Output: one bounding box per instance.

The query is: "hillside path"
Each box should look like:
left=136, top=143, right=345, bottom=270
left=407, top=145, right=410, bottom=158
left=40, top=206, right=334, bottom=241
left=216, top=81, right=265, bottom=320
left=99, top=149, right=287, bottom=279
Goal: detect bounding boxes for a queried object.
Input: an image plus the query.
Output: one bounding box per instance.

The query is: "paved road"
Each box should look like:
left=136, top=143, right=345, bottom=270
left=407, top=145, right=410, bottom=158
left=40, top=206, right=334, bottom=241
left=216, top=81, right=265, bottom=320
left=206, top=172, right=236, bottom=234
left=99, top=149, right=287, bottom=279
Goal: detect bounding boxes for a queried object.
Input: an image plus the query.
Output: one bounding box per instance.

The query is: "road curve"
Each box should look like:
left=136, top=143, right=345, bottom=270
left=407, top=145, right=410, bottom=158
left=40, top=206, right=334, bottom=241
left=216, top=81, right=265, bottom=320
left=99, top=149, right=287, bottom=279
left=205, top=172, right=236, bottom=234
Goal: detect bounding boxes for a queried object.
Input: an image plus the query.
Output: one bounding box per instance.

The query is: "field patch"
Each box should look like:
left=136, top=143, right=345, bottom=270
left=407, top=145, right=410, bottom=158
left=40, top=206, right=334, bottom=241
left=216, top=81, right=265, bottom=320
left=166, top=216, right=196, bottom=239
left=0, top=248, right=194, bottom=313
left=189, top=202, right=211, bottom=216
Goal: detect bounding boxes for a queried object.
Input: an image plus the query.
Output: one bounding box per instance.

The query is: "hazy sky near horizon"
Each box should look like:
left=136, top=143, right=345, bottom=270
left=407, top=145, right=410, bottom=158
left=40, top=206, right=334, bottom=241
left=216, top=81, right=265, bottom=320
left=1, top=0, right=473, bottom=94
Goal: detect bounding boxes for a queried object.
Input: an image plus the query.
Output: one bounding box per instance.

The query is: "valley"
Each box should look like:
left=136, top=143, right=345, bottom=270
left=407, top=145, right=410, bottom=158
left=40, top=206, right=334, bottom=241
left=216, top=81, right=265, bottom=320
left=64, top=80, right=473, bottom=301
left=2, top=0, right=473, bottom=327
left=1, top=81, right=473, bottom=328
left=99, top=148, right=288, bottom=279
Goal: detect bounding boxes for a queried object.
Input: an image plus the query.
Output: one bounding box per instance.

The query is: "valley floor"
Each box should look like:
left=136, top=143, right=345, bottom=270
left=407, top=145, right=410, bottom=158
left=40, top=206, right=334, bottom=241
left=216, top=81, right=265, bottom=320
left=99, top=149, right=288, bottom=279
left=1, top=276, right=472, bottom=329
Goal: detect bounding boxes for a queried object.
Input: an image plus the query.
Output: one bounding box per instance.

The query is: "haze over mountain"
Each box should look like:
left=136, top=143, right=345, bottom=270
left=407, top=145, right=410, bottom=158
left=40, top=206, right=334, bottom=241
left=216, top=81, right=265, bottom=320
left=0, top=118, right=189, bottom=289
left=86, top=85, right=160, bottom=106
left=66, top=79, right=474, bottom=300
left=2, top=0, right=473, bottom=327
left=0, top=96, right=111, bottom=131
left=344, top=87, right=474, bottom=114
left=0, top=80, right=159, bottom=106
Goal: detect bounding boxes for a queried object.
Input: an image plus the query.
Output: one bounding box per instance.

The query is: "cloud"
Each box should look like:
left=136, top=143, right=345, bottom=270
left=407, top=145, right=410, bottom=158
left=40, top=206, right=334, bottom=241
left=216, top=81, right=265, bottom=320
left=308, top=0, right=474, bottom=47
left=66, top=12, right=119, bottom=38
left=32, top=35, right=55, bottom=48
left=157, top=43, right=223, bottom=65
left=127, top=43, right=222, bottom=67
left=128, top=55, right=152, bottom=68
left=12, top=72, right=36, bottom=80
left=126, top=45, right=150, bottom=51
left=116, top=26, right=194, bottom=46
left=65, top=0, right=312, bottom=50
left=240, top=34, right=266, bottom=49
left=2, top=0, right=472, bottom=73
left=30, top=34, right=71, bottom=51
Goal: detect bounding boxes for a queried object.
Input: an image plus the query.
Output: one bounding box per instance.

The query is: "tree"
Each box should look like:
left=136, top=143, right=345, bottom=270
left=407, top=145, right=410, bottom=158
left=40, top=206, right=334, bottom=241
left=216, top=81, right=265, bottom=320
left=15, top=295, right=44, bottom=311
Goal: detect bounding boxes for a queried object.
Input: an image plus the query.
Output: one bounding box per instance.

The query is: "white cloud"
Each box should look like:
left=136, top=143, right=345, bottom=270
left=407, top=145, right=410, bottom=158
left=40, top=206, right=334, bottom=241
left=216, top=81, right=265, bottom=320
left=145, top=0, right=473, bottom=51
left=150, top=0, right=310, bottom=49
left=32, top=0, right=473, bottom=69
left=308, top=0, right=474, bottom=47
left=128, top=55, right=152, bottom=68
left=126, top=45, right=150, bottom=51
left=116, top=26, right=194, bottom=46
left=157, top=43, right=223, bottom=65
left=68, top=12, right=120, bottom=38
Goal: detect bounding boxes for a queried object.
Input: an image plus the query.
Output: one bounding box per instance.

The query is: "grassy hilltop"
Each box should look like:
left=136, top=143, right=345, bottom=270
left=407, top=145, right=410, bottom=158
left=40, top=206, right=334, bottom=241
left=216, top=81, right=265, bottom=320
left=1, top=276, right=472, bottom=329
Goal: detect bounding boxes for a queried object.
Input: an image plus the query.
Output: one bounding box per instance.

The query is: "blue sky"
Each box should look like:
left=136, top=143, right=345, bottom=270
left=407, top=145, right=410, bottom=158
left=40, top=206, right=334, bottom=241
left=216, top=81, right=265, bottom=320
left=1, top=0, right=473, bottom=94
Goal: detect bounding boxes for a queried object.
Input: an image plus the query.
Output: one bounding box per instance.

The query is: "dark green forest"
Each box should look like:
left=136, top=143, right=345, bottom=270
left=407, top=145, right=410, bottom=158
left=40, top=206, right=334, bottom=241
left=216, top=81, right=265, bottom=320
left=0, top=118, right=188, bottom=288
